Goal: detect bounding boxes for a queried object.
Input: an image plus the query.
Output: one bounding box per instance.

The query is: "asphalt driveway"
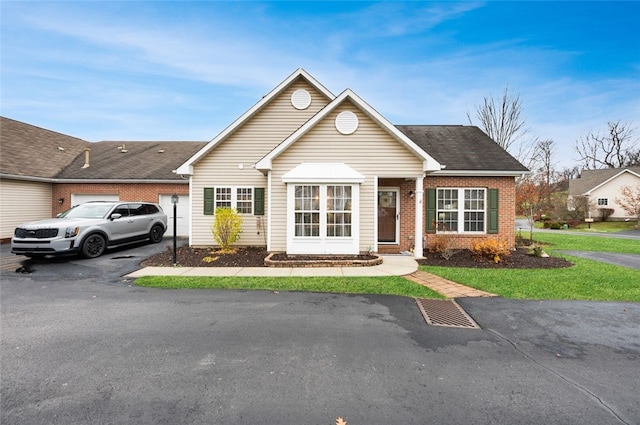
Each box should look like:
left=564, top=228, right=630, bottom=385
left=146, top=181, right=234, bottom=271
left=1, top=242, right=639, bottom=425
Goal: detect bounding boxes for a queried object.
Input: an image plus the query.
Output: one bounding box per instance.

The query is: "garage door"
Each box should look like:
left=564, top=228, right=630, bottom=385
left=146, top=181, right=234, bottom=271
left=159, top=195, right=189, bottom=236
left=71, top=194, right=119, bottom=207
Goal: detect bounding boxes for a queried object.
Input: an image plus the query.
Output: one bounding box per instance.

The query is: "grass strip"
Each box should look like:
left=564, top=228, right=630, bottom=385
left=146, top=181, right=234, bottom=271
left=135, top=275, right=446, bottom=299
left=421, top=254, right=640, bottom=301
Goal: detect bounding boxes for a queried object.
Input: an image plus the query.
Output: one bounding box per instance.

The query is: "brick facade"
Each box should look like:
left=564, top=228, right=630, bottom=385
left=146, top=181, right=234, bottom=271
left=52, top=183, right=189, bottom=216
left=377, top=175, right=516, bottom=254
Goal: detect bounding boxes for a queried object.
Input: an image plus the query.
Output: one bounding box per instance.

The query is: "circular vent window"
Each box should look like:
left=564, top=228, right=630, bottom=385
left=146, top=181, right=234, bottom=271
left=291, top=89, right=311, bottom=110
left=335, top=111, right=359, bottom=135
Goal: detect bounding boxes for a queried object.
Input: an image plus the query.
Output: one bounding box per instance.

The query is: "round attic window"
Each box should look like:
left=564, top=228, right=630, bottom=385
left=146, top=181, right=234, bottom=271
left=291, top=89, right=311, bottom=110
left=335, top=111, right=359, bottom=135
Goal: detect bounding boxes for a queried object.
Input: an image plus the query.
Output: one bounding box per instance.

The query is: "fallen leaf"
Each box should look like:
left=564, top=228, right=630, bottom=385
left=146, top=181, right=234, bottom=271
left=336, top=416, right=347, bottom=425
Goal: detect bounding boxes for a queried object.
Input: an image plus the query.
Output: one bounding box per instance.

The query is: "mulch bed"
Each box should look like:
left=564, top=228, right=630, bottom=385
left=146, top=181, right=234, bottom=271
left=417, top=247, right=573, bottom=269
left=142, top=245, right=573, bottom=269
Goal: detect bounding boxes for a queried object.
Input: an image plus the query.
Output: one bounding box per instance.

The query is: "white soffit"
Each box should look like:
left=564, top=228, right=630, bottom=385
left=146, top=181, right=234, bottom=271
left=282, top=162, right=365, bottom=183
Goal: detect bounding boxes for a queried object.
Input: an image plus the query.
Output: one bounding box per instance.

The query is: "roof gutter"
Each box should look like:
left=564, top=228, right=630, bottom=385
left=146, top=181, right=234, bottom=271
left=428, top=170, right=531, bottom=177
left=0, top=174, right=189, bottom=184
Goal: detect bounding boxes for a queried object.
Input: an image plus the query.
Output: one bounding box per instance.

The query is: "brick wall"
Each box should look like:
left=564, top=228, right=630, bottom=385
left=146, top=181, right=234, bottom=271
left=424, top=176, right=516, bottom=251
left=52, top=183, right=189, bottom=216
left=377, top=176, right=516, bottom=254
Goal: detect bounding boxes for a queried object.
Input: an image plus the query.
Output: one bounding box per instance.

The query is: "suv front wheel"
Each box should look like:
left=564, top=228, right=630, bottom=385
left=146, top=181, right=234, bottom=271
left=81, top=234, right=107, bottom=258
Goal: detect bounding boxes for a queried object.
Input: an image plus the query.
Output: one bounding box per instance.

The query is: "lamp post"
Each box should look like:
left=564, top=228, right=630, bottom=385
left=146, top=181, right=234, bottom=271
left=171, top=194, right=179, bottom=266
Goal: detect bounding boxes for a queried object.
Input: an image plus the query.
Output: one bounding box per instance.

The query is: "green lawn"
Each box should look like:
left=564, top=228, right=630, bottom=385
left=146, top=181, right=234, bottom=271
left=136, top=232, right=639, bottom=301
left=421, top=232, right=640, bottom=301
left=135, top=275, right=446, bottom=299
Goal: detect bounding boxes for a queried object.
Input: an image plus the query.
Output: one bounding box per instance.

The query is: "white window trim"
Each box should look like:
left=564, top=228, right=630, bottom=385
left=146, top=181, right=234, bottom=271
left=597, top=198, right=608, bottom=206
left=286, top=183, right=360, bottom=255
left=436, top=188, right=487, bottom=234
left=214, top=186, right=253, bottom=215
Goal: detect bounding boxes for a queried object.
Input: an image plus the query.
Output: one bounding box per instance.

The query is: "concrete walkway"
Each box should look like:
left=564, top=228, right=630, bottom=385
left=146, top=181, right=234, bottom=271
left=126, top=254, right=420, bottom=278
left=126, top=255, right=495, bottom=299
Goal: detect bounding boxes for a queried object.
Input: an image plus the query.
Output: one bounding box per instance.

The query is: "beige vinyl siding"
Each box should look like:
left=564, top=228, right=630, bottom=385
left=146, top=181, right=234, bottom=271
left=589, top=172, right=640, bottom=219
left=0, top=179, right=52, bottom=240
left=270, top=101, right=424, bottom=252
left=191, top=79, right=331, bottom=246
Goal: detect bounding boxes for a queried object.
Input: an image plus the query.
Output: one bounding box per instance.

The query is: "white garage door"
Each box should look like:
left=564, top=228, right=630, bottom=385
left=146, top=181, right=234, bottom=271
left=159, top=195, right=189, bottom=237
left=71, top=194, right=119, bottom=207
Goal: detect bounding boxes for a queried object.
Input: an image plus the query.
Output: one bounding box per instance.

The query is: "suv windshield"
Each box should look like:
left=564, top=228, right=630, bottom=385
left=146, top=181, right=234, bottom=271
left=59, top=203, right=114, bottom=219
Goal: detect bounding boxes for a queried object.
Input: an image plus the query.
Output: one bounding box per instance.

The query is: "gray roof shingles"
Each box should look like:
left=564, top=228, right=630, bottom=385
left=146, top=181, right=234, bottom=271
left=57, top=141, right=207, bottom=180
left=396, top=125, right=529, bottom=172
left=1, top=116, right=90, bottom=179
left=1, top=117, right=206, bottom=181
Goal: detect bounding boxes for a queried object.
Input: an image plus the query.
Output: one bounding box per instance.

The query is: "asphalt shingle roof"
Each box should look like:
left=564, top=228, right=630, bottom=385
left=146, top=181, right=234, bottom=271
left=396, top=125, right=529, bottom=172
left=1, top=116, right=90, bottom=179
left=568, top=167, right=640, bottom=196
left=56, top=141, right=207, bottom=180
left=1, top=116, right=206, bottom=181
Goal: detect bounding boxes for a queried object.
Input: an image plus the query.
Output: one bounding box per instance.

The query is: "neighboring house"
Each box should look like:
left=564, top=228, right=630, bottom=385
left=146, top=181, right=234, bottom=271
left=568, top=167, right=640, bottom=220
left=177, top=69, right=528, bottom=257
left=0, top=117, right=206, bottom=241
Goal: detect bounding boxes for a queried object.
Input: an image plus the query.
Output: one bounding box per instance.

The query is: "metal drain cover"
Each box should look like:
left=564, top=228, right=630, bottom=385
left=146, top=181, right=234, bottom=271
left=416, top=299, right=480, bottom=329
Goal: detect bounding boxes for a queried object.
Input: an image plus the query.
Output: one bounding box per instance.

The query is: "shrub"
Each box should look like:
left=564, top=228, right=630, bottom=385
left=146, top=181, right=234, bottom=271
left=471, top=238, right=511, bottom=263
left=211, top=207, right=242, bottom=251
left=566, top=219, right=582, bottom=228
left=427, top=233, right=457, bottom=260
left=598, top=208, right=614, bottom=222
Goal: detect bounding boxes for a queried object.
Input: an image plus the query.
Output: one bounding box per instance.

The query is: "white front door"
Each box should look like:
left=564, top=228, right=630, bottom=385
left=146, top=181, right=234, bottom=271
left=286, top=184, right=360, bottom=255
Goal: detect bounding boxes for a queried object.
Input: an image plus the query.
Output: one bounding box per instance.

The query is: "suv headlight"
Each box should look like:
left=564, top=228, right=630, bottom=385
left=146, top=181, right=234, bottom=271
left=65, top=227, right=79, bottom=238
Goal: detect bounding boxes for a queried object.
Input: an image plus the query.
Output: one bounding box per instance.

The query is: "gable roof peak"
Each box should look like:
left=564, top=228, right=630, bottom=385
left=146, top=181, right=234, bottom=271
left=176, top=69, right=335, bottom=175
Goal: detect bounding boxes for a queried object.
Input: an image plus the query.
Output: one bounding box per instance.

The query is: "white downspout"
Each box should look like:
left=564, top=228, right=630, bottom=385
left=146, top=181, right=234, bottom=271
left=414, top=175, right=424, bottom=259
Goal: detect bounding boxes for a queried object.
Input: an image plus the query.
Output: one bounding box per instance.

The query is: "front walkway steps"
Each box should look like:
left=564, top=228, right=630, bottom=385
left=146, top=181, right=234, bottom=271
left=405, top=271, right=497, bottom=299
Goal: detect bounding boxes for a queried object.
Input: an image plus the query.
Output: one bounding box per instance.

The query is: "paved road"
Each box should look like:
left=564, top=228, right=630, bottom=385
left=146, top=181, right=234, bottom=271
left=515, top=218, right=640, bottom=240
left=515, top=218, right=640, bottom=269
left=1, top=242, right=639, bottom=425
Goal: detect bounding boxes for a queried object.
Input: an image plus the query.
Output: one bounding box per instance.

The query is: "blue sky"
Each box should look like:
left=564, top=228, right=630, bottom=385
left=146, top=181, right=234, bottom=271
left=2, top=1, right=639, bottom=170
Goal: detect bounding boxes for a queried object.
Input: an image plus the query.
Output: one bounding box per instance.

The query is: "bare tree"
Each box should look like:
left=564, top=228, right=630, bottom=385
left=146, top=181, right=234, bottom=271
left=467, top=85, right=528, bottom=154
left=575, top=121, right=639, bottom=169
left=530, top=139, right=557, bottom=210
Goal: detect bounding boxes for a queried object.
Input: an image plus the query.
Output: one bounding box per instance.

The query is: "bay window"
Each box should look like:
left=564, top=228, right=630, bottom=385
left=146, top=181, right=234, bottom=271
left=293, top=184, right=353, bottom=238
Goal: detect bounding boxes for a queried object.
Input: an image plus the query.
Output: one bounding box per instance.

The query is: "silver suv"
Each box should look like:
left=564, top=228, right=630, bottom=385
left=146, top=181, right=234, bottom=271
left=11, top=201, right=167, bottom=259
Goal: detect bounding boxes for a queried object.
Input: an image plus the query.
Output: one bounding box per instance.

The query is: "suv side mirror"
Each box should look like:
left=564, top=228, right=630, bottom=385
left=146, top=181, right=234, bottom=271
left=110, top=213, right=122, bottom=221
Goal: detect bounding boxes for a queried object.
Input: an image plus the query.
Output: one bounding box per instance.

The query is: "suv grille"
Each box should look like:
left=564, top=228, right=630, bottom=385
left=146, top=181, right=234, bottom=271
left=15, top=228, right=59, bottom=239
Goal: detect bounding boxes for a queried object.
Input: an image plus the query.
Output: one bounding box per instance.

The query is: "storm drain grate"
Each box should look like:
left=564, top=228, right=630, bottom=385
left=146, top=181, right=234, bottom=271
left=416, top=299, right=480, bottom=329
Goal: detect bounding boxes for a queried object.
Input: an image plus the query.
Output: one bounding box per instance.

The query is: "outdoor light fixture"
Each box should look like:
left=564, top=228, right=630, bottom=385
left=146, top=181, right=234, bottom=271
left=57, top=198, right=65, bottom=204
left=171, top=194, right=179, bottom=265
left=408, top=191, right=414, bottom=198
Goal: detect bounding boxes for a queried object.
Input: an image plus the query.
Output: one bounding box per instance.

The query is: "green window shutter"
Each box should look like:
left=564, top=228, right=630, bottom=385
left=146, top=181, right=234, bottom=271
left=488, top=189, right=499, bottom=234
left=425, top=189, right=436, bottom=233
left=254, top=188, right=265, bottom=215
left=204, top=188, right=214, bottom=215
